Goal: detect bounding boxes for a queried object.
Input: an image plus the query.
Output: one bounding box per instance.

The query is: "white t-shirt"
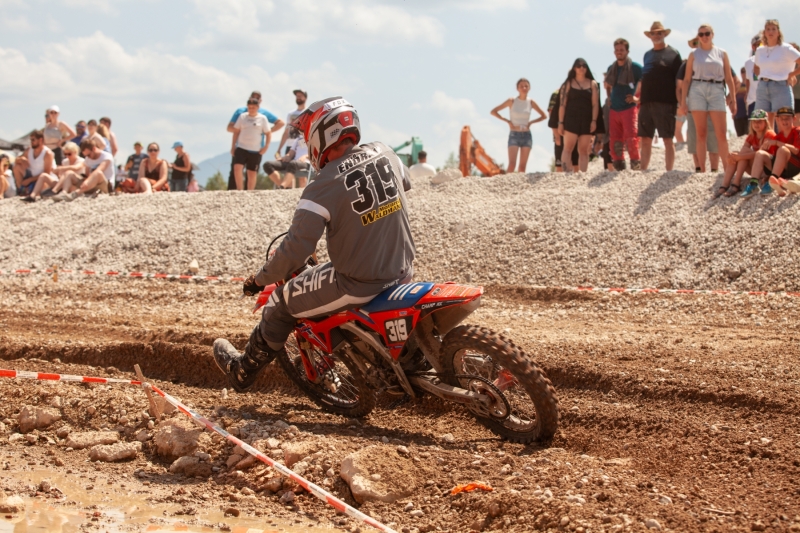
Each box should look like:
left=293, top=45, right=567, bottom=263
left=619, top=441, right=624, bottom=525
left=3, top=169, right=15, bottom=198
left=84, top=151, right=114, bottom=182
left=234, top=113, right=271, bottom=152
left=409, top=162, right=437, bottom=179
left=58, top=156, right=84, bottom=170
left=754, top=43, right=800, bottom=81
left=744, top=57, right=759, bottom=106
left=290, top=137, right=308, bottom=161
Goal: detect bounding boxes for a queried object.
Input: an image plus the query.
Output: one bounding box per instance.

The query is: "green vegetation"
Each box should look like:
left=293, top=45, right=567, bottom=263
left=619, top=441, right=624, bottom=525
left=205, top=171, right=275, bottom=190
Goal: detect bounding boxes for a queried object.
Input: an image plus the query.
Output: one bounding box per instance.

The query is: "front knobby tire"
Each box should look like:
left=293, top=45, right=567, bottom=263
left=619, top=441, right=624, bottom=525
left=440, top=325, right=559, bottom=443
left=277, top=340, right=376, bottom=418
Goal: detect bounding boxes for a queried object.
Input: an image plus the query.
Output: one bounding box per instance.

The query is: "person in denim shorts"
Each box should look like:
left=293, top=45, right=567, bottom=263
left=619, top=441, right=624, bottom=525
left=679, top=25, right=736, bottom=172
left=491, top=78, right=547, bottom=172
left=754, top=20, right=800, bottom=126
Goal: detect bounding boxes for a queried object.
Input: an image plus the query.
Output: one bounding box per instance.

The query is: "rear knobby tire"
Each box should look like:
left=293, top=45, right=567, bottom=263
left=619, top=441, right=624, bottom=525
left=277, top=340, right=376, bottom=418
left=440, top=325, right=559, bottom=443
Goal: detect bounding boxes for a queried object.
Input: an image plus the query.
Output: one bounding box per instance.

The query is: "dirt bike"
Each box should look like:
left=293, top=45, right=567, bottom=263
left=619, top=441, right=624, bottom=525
left=253, top=234, right=559, bottom=443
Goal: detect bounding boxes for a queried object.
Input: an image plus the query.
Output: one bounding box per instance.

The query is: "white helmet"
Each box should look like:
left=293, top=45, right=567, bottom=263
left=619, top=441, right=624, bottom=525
left=291, top=96, right=361, bottom=170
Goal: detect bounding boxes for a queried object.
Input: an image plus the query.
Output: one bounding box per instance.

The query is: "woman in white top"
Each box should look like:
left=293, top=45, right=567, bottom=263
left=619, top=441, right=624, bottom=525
left=44, top=105, right=76, bottom=166
left=0, top=154, right=12, bottom=199
left=754, top=20, right=800, bottom=124
left=491, top=78, right=547, bottom=173
left=680, top=24, right=736, bottom=172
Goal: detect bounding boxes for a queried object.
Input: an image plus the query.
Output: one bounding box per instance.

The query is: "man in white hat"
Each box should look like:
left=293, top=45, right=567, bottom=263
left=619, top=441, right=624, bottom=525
left=639, top=21, right=683, bottom=171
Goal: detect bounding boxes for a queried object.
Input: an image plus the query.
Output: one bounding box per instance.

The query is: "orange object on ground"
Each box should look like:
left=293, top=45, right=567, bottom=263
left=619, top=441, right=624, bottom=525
left=458, top=126, right=504, bottom=177
left=450, top=482, right=494, bottom=495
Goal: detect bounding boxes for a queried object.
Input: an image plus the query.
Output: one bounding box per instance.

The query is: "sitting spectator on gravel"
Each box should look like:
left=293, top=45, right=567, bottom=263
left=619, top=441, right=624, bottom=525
left=605, top=39, right=642, bottom=171
left=0, top=154, right=13, bottom=199
left=264, top=136, right=309, bottom=189
left=137, top=143, right=169, bottom=193
left=52, top=140, right=112, bottom=201
left=85, top=120, right=111, bottom=153
left=716, top=110, right=775, bottom=197
left=71, top=120, right=87, bottom=145
left=232, top=98, right=273, bottom=190
left=409, top=150, right=437, bottom=179
left=275, top=89, right=307, bottom=158
left=13, top=130, right=54, bottom=197
left=754, top=20, right=800, bottom=125
left=122, top=142, right=146, bottom=193
left=758, top=107, right=800, bottom=195
left=24, top=142, right=85, bottom=202
left=170, top=141, right=192, bottom=192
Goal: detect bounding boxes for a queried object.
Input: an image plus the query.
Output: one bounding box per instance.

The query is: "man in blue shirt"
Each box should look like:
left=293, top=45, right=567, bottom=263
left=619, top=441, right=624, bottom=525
left=71, top=121, right=87, bottom=145
left=225, top=91, right=284, bottom=190
left=604, top=38, right=643, bottom=171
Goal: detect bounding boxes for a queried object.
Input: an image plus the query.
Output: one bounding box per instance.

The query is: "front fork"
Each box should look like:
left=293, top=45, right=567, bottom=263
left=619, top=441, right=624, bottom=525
left=295, top=334, right=338, bottom=389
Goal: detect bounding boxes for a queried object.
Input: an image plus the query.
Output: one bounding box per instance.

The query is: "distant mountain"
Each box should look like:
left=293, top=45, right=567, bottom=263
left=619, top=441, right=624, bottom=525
left=194, top=142, right=281, bottom=185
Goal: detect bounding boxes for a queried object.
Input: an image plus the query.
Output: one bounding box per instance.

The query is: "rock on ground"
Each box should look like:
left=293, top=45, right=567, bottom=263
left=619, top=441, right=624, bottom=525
left=153, top=418, right=210, bottom=459
left=18, top=405, right=61, bottom=433
left=65, top=431, right=119, bottom=449
left=282, top=441, right=319, bottom=467
left=340, top=445, right=420, bottom=504
left=169, top=455, right=213, bottom=477
left=89, top=441, right=141, bottom=462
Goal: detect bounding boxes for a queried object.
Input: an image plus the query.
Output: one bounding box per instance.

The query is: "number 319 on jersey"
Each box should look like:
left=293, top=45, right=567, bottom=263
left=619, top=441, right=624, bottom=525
left=384, top=317, right=411, bottom=343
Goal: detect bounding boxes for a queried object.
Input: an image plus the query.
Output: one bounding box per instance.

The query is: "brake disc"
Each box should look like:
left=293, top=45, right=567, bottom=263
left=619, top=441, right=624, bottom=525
left=454, top=373, right=511, bottom=421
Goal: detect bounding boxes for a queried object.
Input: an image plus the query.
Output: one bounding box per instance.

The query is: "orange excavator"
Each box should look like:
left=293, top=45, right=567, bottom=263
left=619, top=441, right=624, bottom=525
left=459, top=126, right=504, bottom=178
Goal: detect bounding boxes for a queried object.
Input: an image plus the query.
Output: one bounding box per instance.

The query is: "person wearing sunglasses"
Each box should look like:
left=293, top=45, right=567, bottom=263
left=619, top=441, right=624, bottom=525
left=604, top=39, right=642, bottom=171
left=137, top=143, right=169, bottom=193
left=43, top=105, right=76, bottom=166
left=71, top=121, right=88, bottom=145
left=680, top=24, right=736, bottom=173
left=754, top=20, right=800, bottom=127
left=212, top=97, right=415, bottom=393
left=47, top=142, right=85, bottom=198
left=558, top=58, right=602, bottom=172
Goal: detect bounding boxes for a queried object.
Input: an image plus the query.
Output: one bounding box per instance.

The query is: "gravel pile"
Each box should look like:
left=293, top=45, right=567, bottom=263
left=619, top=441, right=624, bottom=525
left=3, top=140, right=799, bottom=291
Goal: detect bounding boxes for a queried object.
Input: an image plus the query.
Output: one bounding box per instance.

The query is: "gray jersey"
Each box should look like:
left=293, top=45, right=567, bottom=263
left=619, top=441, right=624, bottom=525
left=256, top=141, right=415, bottom=287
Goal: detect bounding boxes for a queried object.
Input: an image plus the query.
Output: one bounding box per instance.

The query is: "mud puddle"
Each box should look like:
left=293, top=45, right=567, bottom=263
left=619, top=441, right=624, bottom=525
left=1, top=470, right=332, bottom=533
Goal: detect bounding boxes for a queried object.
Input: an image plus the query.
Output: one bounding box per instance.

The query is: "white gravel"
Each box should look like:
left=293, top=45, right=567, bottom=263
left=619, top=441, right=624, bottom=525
left=2, top=140, right=799, bottom=291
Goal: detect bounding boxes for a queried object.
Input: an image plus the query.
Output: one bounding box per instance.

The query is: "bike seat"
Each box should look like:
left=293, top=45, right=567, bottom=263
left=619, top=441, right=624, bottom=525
left=359, top=282, right=435, bottom=313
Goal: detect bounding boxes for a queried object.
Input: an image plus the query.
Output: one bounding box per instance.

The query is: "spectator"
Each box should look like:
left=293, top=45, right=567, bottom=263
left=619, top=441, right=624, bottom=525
left=680, top=25, right=736, bottom=173
left=600, top=97, right=614, bottom=170
left=744, top=34, right=762, bottom=119
left=491, top=78, right=547, bottom=173
left=754, top=20, right=800, bottom=125
left=187, top=176, right=200, bottom=193
left=71, top=121, right=88, bottom=145
left=715, top=110, right=774, bottom=197
left=25, top=141, right=87, bottom=202
left=408, top=150, right=437, bottom=179
left=98, top=117, right=119, bottom=157
left=733, top=68, right=749, bottom=136
left=137, top=143, right=170, bottom=194
left=13, top=130, right=54, bottom=197
left=44, top=105, right=76, bottom=166
left=124, top=142, right=146, bottom=183
left=604, top=39, right=641, bottom=171
left=226, top=91, right=284, bottom=190
left=0, top=154, right=13, bottom=199
left=558, top=58, right=601, bottom=172
left=232, top=98, right=272, bottom=190
left=792, top=43, right=800, bottom=127
left=639, top=22, right=682, bottom=171
left=759, top=107, right=800, bottom=195
left=49, top=142, right=85, bottom=197
left=276, top=89, right=308, bottom=158
left=547, top=89, right=578, bottom=172
left=54, top=140, right=112, bottom=200
left=678, top=52, right=721, bottom=172
left=86, top=120, right=111, bottom=152
left=170, top=141, right=192, bottom=192
left=263, top=135, right=310, bottom=189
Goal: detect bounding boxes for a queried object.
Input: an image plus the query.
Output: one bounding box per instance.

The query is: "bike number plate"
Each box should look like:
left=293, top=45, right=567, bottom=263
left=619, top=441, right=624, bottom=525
left=384, top=317, right=412, bottom=343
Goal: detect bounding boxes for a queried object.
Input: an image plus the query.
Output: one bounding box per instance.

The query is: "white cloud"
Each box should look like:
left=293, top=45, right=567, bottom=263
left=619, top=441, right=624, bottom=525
left=682, top=0, right=800, bottom=41
left=63, top=0, right=111, bottom=11
left=454, top=0, right=528, bottom=10
left=582, top=3, right=665, bottom=52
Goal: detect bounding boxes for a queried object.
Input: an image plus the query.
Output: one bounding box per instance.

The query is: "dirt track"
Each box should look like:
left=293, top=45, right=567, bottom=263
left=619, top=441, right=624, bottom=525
left=1, top=276, right=800, bottom=533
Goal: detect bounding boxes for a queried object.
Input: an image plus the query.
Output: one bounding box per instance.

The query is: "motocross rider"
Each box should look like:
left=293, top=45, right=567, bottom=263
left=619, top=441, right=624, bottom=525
left=213, top=97, right=416, bottom=391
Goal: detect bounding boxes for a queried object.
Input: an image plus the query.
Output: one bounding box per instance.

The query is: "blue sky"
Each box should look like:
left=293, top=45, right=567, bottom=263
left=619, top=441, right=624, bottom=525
left=1, top=0, right=798, bottom=173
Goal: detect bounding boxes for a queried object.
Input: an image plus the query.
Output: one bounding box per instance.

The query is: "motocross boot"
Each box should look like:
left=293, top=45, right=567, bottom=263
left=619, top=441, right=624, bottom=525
left=213, top=326, right=284, bottom=392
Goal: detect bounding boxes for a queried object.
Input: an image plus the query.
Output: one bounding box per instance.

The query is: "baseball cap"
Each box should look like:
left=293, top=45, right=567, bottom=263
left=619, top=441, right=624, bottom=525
left=47, top=105, right=60, bottom=113
left=776, top=107, right=794, bottom=117
left=749, top=109, right=768, bottom=121
left=134, top=141, right=142, bottom=147
left=293, top=89, right=308, bottom=97
left=171, top=141, right=183, bottom=149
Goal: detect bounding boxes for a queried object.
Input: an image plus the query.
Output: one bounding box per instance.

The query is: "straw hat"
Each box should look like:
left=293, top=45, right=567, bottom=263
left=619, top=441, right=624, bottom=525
left=644, top=21, right=671, bottom=38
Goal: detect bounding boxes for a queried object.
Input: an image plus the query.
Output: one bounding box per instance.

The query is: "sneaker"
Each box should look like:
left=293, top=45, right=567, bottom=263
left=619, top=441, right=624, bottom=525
left=41, top=188, right=56, bottom=198
left=630, top=160, right=642, bottom=171
left=51, top=192, right=69, bottom=203
left=67, top=190, right=83, bottom=201
left=612, top=160, right=626, bottom=171
left=740, top=182, right=758, bottom=197
left=769, top=175, right=787, bottom=196
left=760, top=183, right=773, bottom=195
left=22, top=196, right=37, bottom=203
left=213, top=338, right=281, bottom=392
left=783, top=179, right=800, bottom=194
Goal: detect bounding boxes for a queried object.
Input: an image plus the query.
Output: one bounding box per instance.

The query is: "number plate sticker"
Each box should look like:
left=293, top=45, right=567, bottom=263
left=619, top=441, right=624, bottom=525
left=384, top=317, right=412, bottom=343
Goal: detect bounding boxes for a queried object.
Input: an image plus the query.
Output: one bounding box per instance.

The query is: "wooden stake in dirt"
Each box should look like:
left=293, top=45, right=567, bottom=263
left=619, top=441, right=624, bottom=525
left=134, top=364, right=162, bottom=421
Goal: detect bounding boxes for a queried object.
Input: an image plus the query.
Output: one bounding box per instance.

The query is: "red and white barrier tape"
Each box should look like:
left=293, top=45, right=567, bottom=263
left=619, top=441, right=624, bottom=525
left=2, top=267, right=794, bottom=298
left=0, top=367, right=397, bottom=533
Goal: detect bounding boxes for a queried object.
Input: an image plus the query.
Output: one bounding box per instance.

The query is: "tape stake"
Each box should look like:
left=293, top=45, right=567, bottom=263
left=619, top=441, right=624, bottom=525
left=0, top=367, right=396, bottom=533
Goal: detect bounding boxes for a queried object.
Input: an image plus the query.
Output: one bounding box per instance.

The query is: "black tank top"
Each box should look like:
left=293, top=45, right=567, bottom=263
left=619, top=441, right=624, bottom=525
left=172, top=154, right=189, bottom=181
left=143, top=159, right=164, bottom=180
